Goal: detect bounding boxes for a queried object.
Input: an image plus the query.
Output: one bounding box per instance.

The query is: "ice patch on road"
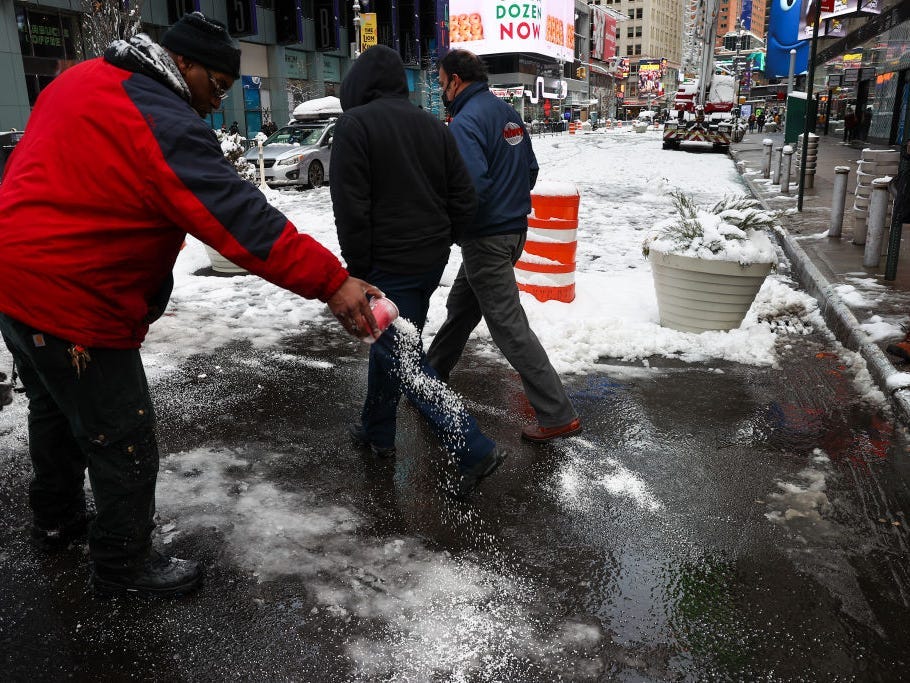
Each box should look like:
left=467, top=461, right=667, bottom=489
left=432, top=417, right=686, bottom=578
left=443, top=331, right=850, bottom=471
left=764, top=450, right=833, bottom=533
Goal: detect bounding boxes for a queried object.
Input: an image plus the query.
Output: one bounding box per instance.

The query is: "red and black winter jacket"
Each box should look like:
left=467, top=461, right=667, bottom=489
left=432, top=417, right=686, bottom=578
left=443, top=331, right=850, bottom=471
left=0, top=54, right=348, bottom=349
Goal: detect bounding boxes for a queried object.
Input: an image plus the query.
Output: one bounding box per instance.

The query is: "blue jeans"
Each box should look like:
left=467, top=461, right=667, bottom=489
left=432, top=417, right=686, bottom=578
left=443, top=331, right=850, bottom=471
left=361, top=265, right=495, bottom=467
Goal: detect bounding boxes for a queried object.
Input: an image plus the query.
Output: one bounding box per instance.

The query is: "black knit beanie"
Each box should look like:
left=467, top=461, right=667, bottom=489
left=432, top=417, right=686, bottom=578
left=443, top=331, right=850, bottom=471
left=161, top=12, right=241, bottom=79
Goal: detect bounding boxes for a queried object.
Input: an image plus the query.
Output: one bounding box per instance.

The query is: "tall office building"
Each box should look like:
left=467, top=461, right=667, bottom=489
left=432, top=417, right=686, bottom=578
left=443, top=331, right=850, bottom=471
left=591, top=0, right=687, bottom=114
left=716, top=0, right=768, bottom=46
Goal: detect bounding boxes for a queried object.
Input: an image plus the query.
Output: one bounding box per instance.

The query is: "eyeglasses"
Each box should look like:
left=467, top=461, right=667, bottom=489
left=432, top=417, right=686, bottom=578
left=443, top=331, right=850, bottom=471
left=203, top=67, right=230, bottom=101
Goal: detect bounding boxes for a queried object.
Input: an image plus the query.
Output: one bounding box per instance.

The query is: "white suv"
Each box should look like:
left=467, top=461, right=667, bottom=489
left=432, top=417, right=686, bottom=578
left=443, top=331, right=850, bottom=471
left=244, top=119, right=335, bottom=189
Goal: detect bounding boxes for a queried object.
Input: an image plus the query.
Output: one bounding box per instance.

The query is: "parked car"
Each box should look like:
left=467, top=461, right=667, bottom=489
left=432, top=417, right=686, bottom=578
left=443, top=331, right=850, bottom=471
left=0, top=129, right=24, bottom=182
left=244, top=118, right=335, bottom=189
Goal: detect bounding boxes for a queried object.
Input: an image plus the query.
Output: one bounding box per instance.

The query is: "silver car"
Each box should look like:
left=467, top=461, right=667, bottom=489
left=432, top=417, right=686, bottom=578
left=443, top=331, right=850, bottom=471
left=244, top=119, right=335, bottom=189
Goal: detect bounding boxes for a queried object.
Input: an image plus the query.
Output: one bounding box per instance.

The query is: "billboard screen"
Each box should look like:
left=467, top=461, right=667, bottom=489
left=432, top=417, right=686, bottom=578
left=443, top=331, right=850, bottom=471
left=449, top=0, right=575, bottom=62
left=796, top=0, right=878, bottom=40
left=638, top=59, right=664, bottom=96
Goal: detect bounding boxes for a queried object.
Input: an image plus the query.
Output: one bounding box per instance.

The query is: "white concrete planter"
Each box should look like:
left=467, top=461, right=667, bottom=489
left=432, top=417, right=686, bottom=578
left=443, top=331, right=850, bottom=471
left=649, top=250, right=772, bottom=333
left=204, top=245, right=248, bottom=274
left=633, top=121, right=649, bottom=133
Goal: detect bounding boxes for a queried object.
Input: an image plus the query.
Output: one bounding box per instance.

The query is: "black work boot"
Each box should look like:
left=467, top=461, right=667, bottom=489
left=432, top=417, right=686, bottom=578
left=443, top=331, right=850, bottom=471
left=31, top=507, right=96, bottom=549
left=446, top=446, right=508, bottom=500
left=348, top=423, right=397, bottom=459
left=91, top=550, right=203, bottom=598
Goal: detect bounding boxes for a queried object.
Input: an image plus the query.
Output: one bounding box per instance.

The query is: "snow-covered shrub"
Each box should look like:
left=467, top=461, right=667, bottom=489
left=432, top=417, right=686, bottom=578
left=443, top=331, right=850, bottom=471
left=642, top=191, right=778, bottom=265
left=216, top=129, right=255, bottom=182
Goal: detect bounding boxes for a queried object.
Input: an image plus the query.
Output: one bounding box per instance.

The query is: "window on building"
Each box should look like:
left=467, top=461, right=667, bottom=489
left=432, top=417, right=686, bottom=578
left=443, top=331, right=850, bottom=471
left=16, top=6, right=81, bottom=107
left=627, top=44, right=634, bottom=56
left=636, top=8, right=643, bottom=18
left=634, top=44, right=642, bottom=55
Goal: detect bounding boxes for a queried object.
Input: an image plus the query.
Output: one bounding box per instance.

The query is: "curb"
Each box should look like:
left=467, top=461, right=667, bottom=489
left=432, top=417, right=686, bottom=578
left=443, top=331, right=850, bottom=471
left=739, top=171, right=910, bottom=424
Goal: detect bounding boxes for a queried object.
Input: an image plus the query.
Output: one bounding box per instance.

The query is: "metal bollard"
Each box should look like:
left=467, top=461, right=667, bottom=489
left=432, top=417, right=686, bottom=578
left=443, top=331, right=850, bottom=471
left=762, top=139, right=773, bottom=179
left=828, top=166, right=851, bottom=238
left=772, top=146, right=783, bottom=185
left=781, top=146, right=794, bottom=195
left=864, top=177, right=891, bottom=267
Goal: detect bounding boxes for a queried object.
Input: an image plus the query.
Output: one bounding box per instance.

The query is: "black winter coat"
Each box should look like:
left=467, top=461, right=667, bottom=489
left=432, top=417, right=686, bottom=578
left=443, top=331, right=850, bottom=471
left=330, top=45, right=476, bottom=278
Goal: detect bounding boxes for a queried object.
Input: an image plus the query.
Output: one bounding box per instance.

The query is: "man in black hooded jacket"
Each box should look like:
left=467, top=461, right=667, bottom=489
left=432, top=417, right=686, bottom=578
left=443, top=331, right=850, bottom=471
left=331, top=45, right=506, bottom=498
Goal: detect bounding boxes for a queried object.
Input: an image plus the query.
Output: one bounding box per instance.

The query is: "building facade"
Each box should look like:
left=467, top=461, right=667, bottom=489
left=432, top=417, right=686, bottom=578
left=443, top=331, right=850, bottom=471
left=591, top=0, right=685, bottom=115
left=2, top=0, right=446, bottom=136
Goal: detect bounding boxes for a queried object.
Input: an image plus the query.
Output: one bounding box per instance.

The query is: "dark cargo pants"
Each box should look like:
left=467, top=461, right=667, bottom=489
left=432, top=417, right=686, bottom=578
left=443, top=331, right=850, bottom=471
left=0, top=313, right=157, bottom=571
left=427, top=232, right=577, bottom=428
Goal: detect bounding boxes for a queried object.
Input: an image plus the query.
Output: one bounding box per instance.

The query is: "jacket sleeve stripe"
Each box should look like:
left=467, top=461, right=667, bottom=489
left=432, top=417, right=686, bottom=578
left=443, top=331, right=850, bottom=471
left=124, top=75, right=286, bottom=260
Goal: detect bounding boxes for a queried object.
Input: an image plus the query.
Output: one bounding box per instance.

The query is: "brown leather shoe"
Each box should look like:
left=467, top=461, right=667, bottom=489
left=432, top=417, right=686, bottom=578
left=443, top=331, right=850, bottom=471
left=521, top=417, right=581, bottom=442
left=886, top=341, right=910, bottom=362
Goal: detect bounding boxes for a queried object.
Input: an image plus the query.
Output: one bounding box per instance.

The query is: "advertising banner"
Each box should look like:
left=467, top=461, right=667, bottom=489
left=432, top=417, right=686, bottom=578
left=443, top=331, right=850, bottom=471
left=797, top=0, right=876, bottom=40
left=490, top=86, right=526, bottom=98
left=740, top=0, right=753, bottom=30
left=361, top=13, right=377, bottom=50
left=602, top=15, right=617, bottom=63
left=591, top=6, right=616, bottom=62
left=449, top=0, right=575, bottom=62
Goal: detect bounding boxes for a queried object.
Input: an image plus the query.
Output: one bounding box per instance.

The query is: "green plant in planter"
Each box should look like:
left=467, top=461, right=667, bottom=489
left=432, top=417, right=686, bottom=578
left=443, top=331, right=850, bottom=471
left=642, top=191, right=778, bottom=261
left=644, top=192, right=780, bottom=333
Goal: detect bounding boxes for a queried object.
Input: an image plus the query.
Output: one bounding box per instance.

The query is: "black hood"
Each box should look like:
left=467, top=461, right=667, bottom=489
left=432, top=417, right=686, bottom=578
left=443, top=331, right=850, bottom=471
left=339, top=45, right=408, bottom=110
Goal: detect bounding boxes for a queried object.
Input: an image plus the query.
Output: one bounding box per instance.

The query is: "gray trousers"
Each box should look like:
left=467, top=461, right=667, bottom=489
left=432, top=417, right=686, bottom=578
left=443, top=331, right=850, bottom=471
left=426, top=232, right=577, bottom=427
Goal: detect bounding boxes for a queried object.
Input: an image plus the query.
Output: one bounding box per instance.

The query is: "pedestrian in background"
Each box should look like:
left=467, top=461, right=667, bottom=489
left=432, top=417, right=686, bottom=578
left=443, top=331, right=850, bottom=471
left=844, top=108, right=857, bottom=142
left=427, top=49, right=580, bottom=443
left=0, top=12, right=380, bottom=598
left=756, top=111, right=766, bottom=132
left=331, top=45, right=505, bottom=499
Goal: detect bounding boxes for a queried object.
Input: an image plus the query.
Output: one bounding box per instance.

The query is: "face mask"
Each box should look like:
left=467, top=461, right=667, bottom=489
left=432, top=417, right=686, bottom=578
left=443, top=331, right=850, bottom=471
left=440, top=76, right=456, bottom=108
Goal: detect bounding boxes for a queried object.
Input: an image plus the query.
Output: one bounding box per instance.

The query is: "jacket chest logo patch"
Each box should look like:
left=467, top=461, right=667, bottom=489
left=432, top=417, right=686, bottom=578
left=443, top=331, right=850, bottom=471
left=503, top=122, right=524, bottom=146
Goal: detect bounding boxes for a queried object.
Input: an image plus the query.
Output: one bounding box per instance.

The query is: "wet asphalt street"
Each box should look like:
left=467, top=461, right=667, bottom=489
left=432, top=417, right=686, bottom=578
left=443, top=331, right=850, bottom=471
left=2, top=313, right=910, bottom=681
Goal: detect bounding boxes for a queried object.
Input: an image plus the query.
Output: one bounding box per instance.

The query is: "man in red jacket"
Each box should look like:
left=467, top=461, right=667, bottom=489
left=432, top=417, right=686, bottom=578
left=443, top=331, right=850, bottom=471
left=0, top=12, right=379, bottom=597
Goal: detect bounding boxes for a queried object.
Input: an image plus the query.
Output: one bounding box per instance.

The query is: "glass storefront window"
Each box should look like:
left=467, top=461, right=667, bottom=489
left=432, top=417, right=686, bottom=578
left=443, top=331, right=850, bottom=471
left=17, top=5, right=81, bottom=106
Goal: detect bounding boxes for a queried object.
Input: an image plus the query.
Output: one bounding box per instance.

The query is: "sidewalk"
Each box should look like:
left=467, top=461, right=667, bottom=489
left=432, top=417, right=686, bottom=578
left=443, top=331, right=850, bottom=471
left=731, top=129, right=910, bottom=422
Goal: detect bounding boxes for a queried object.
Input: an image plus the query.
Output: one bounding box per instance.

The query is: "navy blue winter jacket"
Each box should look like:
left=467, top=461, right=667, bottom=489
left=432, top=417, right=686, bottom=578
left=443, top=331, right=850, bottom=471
left=447, top=81, right=539, bottom=240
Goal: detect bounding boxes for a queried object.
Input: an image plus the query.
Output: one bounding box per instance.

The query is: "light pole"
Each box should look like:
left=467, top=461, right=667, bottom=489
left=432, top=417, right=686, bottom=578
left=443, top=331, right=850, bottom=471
left=734, top=19, right=743, bottom=116
left=352, top=1, right=361, bottom=59
left=558, top=57, right=565, bottom=130
left=797, top=0, right=823, bottom=211
left=786, top=48, right=797, bottom=95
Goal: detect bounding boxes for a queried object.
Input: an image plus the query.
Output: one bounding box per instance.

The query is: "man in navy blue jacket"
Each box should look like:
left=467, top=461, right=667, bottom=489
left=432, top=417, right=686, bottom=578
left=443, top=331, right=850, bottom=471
left=427, top=50, right=580, bottom=442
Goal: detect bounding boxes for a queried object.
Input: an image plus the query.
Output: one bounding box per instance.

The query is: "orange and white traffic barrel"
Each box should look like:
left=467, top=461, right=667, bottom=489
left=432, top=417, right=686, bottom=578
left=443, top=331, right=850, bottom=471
left=515, top=181, right=579, bottom=303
